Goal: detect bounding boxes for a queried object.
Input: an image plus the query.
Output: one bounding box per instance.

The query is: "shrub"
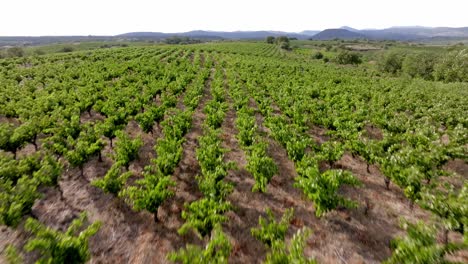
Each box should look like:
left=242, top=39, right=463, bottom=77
left=24, top=212, right=101, bottom=264
left=168, top=225, right=231, bottom=263
left=6, top=47, right=24, bottom=58
left=266, top=36, right=275, bottom=44
left=311, top=51, right=323, bottom=59
left=335, top=50, right=362, bottom=65
left=433, top=49, right=468, bottom=82
left=61, top=46, right=74, bottom=53
left=402, top=52, right=438, bottom=80
left=378, top=51, right=404, bottom=74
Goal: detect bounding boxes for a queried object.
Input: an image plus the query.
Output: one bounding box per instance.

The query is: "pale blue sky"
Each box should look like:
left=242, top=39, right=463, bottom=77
left=1, top=0, right=467, bottom=36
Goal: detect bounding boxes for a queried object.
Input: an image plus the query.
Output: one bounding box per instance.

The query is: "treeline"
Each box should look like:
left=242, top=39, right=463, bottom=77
left=378, top=48, right=468, bottom=82
left=265, top=36, right=291, bottom=50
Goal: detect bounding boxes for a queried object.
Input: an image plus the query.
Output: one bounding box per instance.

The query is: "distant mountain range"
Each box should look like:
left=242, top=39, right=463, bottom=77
left=1, top=27, right=468, bottom=47
left=119, top=27, right=468, bottom=41
left=117, top=30, right=309, bottom=40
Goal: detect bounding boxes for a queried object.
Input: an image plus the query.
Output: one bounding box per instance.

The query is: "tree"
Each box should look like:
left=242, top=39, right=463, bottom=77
left=335, top=50, right=362, bottom=65
left=60, top=46, right=74, bottom=53
left=266, top=36, right=275, bottom=44
left=275, top=36, right=291, bottom=50
left=6, top=47, right=24, bottom=58
left=24, top=212, right=101, bottom=264
left=311, top=51, right=323, bottom=60
left=402, top=52, right=438, bottom=80
left=433, top=49, right=468, bottom=82
left=378, top=51, right=404, bottom=74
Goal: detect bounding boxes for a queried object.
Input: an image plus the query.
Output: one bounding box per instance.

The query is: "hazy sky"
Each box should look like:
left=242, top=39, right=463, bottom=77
left=2, top=0, right=467, bottom=36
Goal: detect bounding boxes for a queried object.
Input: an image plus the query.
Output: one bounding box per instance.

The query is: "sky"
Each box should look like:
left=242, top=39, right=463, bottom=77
left=1, top=0, right=467, bottom=36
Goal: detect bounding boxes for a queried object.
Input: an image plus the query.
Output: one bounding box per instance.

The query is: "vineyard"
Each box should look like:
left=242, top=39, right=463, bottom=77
left=0, top=42, right=467, bottom=263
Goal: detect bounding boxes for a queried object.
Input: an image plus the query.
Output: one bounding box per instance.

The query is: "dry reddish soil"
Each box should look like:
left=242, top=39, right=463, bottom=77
left=1, top=59, right=467, bottom=264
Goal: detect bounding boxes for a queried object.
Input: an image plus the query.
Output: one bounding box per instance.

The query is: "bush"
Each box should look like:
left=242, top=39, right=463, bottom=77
left=6, top=47, right=24, bottom=58
left=335, top=50, right=362, bottom=65
left=266, top=36, right=275, bottom=44
left=61, top=46, right=74, bottom=53
left=402, top=52, right=438, bottom=80
left=279, top=41, right=291, bottom=50
left=433, top=49, right=468, bottom=82
left=33, top=49, right=46, bottom=56
left=378, top=51, right=404, bottom=74
left=311, top=51, right=323, bottom=59
left=24, top=212, right=101, bottom=264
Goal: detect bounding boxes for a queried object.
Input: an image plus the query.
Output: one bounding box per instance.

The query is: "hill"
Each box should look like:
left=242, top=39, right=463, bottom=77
left=311, top=29, right=367, bottom=40
left=118, top=30, right=310, bottom=40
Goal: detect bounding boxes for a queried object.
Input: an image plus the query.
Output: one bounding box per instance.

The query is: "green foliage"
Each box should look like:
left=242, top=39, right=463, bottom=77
left=378, top=51, right=404, bottom=74
left=113, top=131, right=142, bottom=169
left=66, top=125, right=105, bottom=171
left=6, top=47, right=25, bottom=58
left=235, top=108, right=257, bottom=147
left=433, top=49, right=468, bottom=82
left=135, top=106, right=164, bottom=133
left=196, top=130, right=230, bottom=176
left=295, top=168, right=361, bottom=217
left=168, top=225, right=232, bottom=264
left=266, top=36, right=276, bottom=44
left=311, top=51, right=324, bottom=60
left=5, top=245, right=23, bottom=264
left=247, top=142, right=278, bottom=193
left=265, top=228, right=316, bottom=264
left=120, top=168, right=175, bottom=221
left=92, top=162, right=132, bottom=195
left=335, top=50, right=362, bottom=65
left=195, top=130, right=234, bottom=199
left=161, top=109, right=193, bottom=140
left=0, top=176, right=40, bottom=227
left=419, top=183, right=467, bottom=236
left=24, top=212, right=101, bottom=264
left=251, top=208, right=315, bottom=263
left=251, top=208, right=294, bottom=247
left=385, top=221, right=465, bottom=264
left=154, top=137, right=184, bottom=175
left=402, top=52, right=438, bottom=80
left=0, top=123, right=22, bottom=157
left=317, top=140, right=345, bottom=167
left=33, top=154, right=62, bottom=186
left=204, top=101, right=228, bottom=129
left=179, top=198, right=232, bottom=238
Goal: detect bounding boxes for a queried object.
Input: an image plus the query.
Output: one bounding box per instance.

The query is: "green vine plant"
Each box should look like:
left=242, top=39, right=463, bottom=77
left=385, top=220, right=466, bottom=264
left=8, top=212, right=101, bottom=264
left=168, top=224, right=232, bottom=264
left=251, top=208, right=316, bottom=263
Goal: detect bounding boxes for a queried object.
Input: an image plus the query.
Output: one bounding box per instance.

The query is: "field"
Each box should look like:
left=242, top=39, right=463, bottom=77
left=0, top=41, right=467, bottom=263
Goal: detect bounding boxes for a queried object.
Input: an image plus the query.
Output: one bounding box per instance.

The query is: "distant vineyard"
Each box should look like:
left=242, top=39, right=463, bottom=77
left=0, top=42, right=466, bottom=263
